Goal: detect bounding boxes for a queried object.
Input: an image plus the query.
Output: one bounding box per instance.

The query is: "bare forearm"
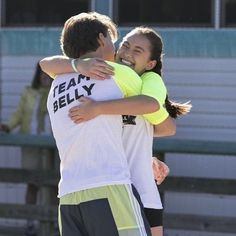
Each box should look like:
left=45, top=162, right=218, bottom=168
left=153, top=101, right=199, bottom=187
left=96, top=95, right=159, bottom=116
left=39, top=55, right=72, bottom=77
left=154, top=117, right=176, bottom=137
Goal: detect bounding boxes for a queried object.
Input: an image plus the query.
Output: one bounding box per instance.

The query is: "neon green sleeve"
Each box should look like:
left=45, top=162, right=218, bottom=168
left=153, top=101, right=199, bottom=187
left=106, top=61, right=142, bottom=97
left=141, top=72, right=169, bottom=125
left=49, top=73, right=57, bottom=79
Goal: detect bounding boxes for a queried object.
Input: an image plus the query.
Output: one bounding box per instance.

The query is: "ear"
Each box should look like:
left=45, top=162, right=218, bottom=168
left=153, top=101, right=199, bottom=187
left=145, top=60, right=157, bottom=71
left=97, top=33, right=105, bottom=47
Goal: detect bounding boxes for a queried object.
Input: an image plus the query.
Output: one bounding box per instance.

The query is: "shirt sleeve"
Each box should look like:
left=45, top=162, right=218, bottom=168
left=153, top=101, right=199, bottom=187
left=141, top=72, right=169, bottom=125
left=49, top=73, right=57, bottom=79
left=107, top=61, right=142, bottom=97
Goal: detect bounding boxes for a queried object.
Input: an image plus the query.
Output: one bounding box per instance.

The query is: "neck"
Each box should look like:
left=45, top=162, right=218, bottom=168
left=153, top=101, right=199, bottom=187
left=80, top=48, right=103, bottom=60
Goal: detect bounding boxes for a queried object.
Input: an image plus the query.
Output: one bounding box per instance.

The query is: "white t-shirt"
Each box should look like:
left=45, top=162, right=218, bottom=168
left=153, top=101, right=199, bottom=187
left=47, top=62, right=143, bottom=197
left=123, top=116, right=162, bottom=209
left=122, top=72, right=168, bottom=209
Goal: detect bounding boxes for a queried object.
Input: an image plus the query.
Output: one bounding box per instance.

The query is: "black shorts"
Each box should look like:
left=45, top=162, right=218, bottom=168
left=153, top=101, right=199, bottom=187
left=144, top=208, right=163, bottom=227
left=59, top=184, right=152, bottom=236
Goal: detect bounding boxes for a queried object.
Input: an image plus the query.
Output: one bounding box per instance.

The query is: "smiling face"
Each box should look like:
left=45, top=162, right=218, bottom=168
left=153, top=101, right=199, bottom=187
left=116, top=33, right=157, bottom=75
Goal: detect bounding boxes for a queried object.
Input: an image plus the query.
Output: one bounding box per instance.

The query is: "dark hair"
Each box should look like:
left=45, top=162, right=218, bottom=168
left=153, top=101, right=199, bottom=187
left=31, top=62, right=49, bottom=89
left=60, top=12, right=118, bottom=58
left=129, top=27, right=192, bottom=118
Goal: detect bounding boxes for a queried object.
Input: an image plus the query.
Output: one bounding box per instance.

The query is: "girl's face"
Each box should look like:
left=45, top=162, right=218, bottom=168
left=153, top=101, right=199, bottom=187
left=116, top=33, right=156, bottom=75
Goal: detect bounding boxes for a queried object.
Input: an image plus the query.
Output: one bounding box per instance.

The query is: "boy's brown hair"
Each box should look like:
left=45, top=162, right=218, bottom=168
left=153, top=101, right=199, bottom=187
left=60, top=12, right=118, bottom=59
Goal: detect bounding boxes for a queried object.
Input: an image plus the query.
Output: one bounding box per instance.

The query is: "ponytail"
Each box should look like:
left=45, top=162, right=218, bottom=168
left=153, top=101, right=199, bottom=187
left=165, top=95, right=192, bottom=119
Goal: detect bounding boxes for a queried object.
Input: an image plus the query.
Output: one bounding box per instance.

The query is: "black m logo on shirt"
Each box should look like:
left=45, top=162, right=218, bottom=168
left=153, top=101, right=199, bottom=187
left=122, top=115, right=136, bottom=125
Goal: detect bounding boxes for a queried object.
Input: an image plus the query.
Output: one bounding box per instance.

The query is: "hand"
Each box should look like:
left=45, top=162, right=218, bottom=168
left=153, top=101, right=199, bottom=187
left=68, top=97, right=100, bottom=124
left=77, top=58, right=114, bottom=80
left=152, top=157, right=170, bottom=185
left=0, top=124, right=10, bottom=133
